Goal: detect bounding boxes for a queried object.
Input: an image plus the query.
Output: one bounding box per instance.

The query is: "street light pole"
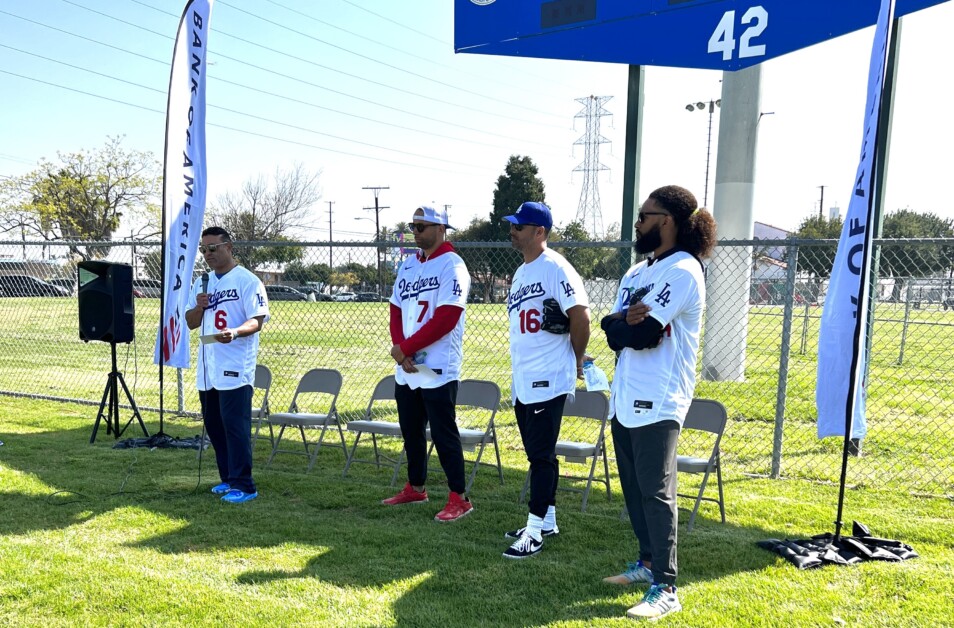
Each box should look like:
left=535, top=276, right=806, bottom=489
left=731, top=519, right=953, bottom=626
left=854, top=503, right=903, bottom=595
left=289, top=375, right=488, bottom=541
left=686, top=99, right=720, bottom=207
left=362, top=186, right=389, bottom=296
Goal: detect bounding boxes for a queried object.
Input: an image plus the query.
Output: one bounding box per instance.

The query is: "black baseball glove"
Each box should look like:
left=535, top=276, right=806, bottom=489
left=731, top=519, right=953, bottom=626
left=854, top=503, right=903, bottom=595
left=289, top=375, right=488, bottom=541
left=541, top=297, right=570, bottom=334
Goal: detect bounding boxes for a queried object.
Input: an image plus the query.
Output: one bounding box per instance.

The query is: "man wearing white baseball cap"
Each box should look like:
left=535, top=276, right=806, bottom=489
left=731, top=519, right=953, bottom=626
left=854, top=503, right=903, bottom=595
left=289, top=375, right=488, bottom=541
left=384, top=205, right=474, bottom=523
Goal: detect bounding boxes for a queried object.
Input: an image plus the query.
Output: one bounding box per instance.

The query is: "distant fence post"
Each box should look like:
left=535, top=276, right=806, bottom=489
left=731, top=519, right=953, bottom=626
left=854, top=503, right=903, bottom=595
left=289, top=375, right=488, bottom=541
left=177, top=368, right=185, bottom=413
left=772, top=238, right=799, bottom=478
left=898, top=279, right=914, bottom=365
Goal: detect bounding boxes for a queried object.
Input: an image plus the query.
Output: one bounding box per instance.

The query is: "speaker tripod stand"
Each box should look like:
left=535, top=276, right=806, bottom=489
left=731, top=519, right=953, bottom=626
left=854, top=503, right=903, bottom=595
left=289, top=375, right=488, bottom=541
left=90, top=342, right=149, bottom=444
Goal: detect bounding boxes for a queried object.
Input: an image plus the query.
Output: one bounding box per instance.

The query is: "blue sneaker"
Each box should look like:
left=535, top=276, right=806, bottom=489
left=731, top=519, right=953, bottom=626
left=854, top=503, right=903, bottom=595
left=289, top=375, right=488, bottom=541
left=211, top=483, right=231, bottom=495
left=603, top=560, right=654, bottom=585
left=221, top=489, right=258, bottom=503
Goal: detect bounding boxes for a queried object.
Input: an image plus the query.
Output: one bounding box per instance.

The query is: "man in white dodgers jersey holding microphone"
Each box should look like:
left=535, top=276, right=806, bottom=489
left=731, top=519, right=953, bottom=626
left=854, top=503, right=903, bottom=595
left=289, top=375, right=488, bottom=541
left=186, top=226, right=270, bottom=504
left=501, top=201, right=591, bottom=559
left=383, top=206, right=474, bottom=523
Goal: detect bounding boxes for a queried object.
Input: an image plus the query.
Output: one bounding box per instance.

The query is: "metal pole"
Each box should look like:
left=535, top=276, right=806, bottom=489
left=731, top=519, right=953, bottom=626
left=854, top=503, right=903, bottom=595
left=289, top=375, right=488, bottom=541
left=772, top=238, right=799, bottom=478
left=374, top=196, right=383, bottom=296
left=704, top=100, right=714, bottom=207
left=898, top=279, right=913, bottom=365
left=327, top=201, right=334, bottom=270
left=619, top=65, right=645, bottom=274
left=799, top=302, right=810, bottom=355
left=177, top=367, right=185, bottom=414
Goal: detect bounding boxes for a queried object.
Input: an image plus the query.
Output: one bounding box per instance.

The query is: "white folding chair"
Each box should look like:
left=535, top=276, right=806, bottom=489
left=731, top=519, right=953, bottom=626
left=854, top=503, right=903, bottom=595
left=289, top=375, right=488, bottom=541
left=265, top=368, right=345, bottom=472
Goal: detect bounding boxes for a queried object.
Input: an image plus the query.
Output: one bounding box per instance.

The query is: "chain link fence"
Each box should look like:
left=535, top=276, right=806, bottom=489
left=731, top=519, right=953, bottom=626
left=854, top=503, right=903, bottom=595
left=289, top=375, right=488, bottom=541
left=1, top=237, right=951, bottom=496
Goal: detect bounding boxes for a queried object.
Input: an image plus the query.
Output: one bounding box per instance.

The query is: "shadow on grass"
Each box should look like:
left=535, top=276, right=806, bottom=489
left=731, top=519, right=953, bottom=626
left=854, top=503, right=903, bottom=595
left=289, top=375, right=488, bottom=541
left=5, top=421, right=784, bottom=626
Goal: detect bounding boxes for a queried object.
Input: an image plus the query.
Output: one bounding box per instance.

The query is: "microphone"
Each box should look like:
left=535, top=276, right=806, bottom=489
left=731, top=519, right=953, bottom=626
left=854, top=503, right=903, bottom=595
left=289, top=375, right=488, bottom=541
left=201, top=272, right=209, bottom=294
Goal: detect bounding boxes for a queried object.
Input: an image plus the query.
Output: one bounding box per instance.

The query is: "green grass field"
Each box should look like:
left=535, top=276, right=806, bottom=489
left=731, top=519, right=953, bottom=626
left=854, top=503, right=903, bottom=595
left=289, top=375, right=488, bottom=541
left=0, top=297, right=951, bottom=494
left=1, top=396, right=953, bottom=626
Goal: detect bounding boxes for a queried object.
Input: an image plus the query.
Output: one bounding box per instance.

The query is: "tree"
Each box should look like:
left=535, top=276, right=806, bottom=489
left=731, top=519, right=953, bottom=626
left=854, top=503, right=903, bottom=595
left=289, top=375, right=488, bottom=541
left=556, top=220, right=601, bottom=279
left=491, top=155, right=546, bottom=240
left=208, top=163, right=321, bottom=270
left=0, top=136, right=160, bottom=259
left=453, top=217, right=520, bottom=303
left=880, top=209, right=954, bottom=300
left=448, top=155, right=547, bottom=301
left=793, top=214, right=844, bottom=278
left=283, top=261, right=331, bottom=285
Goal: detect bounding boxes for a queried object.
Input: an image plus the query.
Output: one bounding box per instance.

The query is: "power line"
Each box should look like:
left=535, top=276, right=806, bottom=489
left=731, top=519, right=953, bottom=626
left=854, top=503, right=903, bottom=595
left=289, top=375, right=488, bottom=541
left=332, top=0, right=582, bottom=93
left=218, top=0, right=565, bottom=122
left=261, top=0, right=560, bottom=101
left=112, top=0, right=564, bottom=129
left=1, top=6, right=560, bottom=147
left=0, top=48, right=490, bottom=170
left=0, top=69, right=495, bottom=176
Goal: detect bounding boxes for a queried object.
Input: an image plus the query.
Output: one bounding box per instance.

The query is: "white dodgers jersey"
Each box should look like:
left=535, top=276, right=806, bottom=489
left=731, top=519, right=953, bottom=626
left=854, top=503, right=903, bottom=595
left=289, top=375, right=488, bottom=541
left=508, top=248, right=589, bottom=404
left=188, top=266, right=270, bottom=392
left=390, top=249, right=469, bottom=389
left=609, top=250, right=705, bottom=428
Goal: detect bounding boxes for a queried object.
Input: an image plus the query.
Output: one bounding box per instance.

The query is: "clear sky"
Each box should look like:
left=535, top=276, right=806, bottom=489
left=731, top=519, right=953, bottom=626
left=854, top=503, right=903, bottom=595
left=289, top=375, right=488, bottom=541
left=1, top=0, right=952, bottom=242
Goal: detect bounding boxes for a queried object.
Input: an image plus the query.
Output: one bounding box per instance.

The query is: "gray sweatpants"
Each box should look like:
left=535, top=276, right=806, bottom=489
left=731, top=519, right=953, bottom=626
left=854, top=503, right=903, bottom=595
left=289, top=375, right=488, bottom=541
left=612, top=417, right=680, bottom=586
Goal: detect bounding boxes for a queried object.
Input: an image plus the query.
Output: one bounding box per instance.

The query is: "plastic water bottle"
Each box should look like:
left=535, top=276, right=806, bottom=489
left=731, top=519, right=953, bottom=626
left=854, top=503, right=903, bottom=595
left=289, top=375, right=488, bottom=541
left=582, top=360, right=610, bottom=392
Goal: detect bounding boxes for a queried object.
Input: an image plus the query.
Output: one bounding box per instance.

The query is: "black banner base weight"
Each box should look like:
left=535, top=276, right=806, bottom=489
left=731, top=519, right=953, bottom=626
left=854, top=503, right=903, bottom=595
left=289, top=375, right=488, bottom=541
left=758, top=521, right=917, bottom=569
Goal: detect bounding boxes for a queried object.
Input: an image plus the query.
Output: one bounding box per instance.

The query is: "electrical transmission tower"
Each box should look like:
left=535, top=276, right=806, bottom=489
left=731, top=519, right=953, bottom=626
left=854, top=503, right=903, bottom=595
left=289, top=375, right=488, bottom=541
left=573, top=95, right=612, bottom=236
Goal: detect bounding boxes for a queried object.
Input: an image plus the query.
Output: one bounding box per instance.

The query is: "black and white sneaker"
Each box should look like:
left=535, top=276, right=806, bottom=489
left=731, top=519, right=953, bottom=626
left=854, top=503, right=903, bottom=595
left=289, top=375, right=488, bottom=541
left=504, top=525, right=559, bottom=540
left=503, top=532, right=543, bottom=559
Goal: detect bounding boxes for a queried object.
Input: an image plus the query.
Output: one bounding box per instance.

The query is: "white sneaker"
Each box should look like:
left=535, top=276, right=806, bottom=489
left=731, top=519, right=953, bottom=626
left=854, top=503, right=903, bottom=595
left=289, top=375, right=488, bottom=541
left=502, top=531, right=543, bottom=559
left=626, top=584, right=681, bottom=620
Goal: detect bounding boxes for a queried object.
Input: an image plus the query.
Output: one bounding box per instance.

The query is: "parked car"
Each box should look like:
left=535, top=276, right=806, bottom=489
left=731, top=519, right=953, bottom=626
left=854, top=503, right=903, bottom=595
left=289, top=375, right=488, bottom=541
left=133, top=278, right=163, bottom=298
left=333, top=292, right=357, bottom=302
left=0, top=275, right=70, bottom=297
left=265, top=285, right=307, bottom=301
left=355, top=292, right=385, bottom=302
left=46, top=278, right=76, bottom=295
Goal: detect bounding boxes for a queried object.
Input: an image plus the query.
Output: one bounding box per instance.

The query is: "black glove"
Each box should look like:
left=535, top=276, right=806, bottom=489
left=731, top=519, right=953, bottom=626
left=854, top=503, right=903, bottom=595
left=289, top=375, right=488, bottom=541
left=541, top=298, right=570, bottom=334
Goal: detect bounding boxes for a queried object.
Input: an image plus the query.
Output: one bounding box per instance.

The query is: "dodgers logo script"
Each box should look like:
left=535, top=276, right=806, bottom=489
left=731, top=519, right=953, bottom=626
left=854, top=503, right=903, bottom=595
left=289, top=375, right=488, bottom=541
left=208, top=288, right=240, bottom=309
left=621, top=284, right=653, bottom=308
left=508, top=282, right=545, bottom=313
left=398, top=276, right=440, bottom=300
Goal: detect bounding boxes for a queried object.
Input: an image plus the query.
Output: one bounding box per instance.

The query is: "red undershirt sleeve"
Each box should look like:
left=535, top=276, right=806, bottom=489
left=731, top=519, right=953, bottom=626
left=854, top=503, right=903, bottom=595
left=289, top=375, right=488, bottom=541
left=399, top=304, right=463, bottom=357
left=389, top=303, right=405, bottom=345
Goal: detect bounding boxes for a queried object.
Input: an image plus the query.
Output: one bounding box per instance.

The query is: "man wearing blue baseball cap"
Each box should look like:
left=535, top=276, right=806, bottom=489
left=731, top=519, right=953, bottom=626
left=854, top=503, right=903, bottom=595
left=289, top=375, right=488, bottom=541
left=501, top=201, right=591, bottom=559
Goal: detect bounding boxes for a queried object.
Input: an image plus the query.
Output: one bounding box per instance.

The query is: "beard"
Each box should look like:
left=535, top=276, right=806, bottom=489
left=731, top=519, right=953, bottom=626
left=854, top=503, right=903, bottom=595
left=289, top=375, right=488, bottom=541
left=635, top=224, right=662, bottom=254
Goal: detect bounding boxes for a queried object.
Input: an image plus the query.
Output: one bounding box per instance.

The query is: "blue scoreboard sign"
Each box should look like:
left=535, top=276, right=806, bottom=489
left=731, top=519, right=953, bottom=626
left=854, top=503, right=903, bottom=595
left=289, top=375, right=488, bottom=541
left=455, top=0, right=949, bottom=70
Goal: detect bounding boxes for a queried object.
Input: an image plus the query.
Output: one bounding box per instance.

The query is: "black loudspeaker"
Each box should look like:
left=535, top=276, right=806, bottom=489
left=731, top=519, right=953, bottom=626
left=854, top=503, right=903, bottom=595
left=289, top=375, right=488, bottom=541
left=78, top=261, right=135, bottom=343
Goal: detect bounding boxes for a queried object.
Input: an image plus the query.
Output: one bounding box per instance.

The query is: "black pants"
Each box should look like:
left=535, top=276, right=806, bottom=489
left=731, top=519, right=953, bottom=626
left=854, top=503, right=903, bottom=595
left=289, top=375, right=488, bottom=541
left=395, top=381, right=466, bottom=494
left=515, top=394, right=567, bottom=519
left=612, top=417, right=680, bottom=586
left=201, top=386, right=256, bottom=494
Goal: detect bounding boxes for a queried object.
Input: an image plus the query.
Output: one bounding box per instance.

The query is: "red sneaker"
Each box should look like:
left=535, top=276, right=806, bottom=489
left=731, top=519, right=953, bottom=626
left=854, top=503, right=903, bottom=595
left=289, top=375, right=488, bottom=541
left=434, top=491, right=473, bottom=522
left=382, top=482, right=428, bottom=505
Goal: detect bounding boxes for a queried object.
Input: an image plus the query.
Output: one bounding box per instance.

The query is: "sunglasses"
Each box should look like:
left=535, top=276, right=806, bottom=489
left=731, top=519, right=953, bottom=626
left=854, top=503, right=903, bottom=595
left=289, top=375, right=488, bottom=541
left=198, top=243, right=229, bottom=254
left=637, top=211, right=669, bottom=223
left=409, top=223, right=439, bottom=233
left=511, top=223, right=540, bottom=231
